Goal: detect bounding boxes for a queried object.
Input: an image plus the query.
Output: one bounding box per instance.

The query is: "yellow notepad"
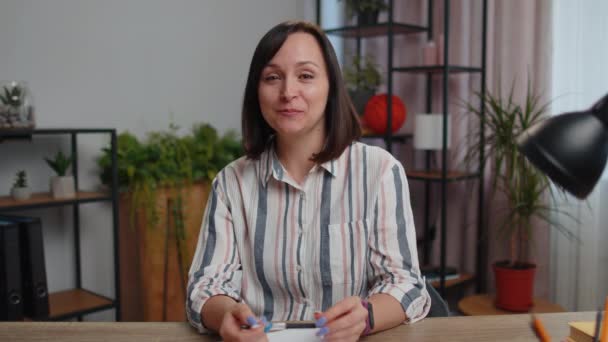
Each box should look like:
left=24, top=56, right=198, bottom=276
left=568, top=321, right=596, bottom=342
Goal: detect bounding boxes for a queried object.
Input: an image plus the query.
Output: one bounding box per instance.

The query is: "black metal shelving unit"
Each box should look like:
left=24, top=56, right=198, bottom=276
left=317, top=0, right=487, bottom=297
left=0, top=128, right=120, bottom=321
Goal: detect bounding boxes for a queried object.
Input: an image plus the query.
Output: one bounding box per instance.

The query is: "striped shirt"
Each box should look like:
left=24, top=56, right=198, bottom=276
left=186, top=142, right=430, bottom=332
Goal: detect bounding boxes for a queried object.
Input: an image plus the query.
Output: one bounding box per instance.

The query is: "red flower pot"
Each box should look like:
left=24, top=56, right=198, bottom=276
left=493, top=261, right=536, bottom=312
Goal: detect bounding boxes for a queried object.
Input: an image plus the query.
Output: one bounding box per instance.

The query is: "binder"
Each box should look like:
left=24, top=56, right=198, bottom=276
left=0, top=219, right=23, bottom=320
left=0, top=215, right=49, bottom=319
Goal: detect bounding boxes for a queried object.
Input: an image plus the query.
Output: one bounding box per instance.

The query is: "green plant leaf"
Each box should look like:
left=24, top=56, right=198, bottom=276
left=461, top=77, right=578, bottom=265
left=96, top=122, right=242, bottom=235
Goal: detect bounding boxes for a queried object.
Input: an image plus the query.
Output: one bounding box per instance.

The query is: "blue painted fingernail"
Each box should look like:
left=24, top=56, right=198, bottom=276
left=261, top=316, right=272, bottom=332
left=246, top=316, right=259, bottom=328
left=315, top=316, right=327, bottom=328
left=316, top=326, right=329, bottom=337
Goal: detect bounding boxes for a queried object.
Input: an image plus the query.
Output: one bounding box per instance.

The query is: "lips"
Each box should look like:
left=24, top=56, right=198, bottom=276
left=277, top=108, right=304, bottom=116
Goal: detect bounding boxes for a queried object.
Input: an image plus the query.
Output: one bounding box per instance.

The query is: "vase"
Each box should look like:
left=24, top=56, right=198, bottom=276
left=119, top=182, right=210, bottom=321
left=50, top=176, right=76, bottom=199
left=493, top=261, right=536, bottom=312
left=11, top=187, right=31, bottom=201
left=0, top=81, right=36, bottom=130
left=357, top=10, right=379, bottom=26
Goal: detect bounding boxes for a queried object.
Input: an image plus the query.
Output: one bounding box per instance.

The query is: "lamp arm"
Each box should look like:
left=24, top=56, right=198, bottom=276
left=591, top=93, right=608, bottom=126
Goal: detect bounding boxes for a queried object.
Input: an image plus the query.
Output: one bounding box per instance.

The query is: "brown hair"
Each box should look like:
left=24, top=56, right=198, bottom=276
left=241, top=20, right=361, bottom=163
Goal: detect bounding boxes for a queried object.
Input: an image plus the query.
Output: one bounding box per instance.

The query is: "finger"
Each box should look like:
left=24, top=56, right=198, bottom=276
left=321, top=297, right=361, bottom=323
left=225, top=328, right=267, bottom=342
left=324, top=308, right=367, bottom=337
left=324, top=320, right=367, bottom=341
left=219, top=313, right=245, bottom=340
left=220, top=314, right=267, bottom=342
left=231, top=303, right=261, bottom=328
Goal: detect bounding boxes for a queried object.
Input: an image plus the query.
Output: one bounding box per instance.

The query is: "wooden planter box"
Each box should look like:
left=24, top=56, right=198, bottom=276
left=119, top=182, right=210, bottom=321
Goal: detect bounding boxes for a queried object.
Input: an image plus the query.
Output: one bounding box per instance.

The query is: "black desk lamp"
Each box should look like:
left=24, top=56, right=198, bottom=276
left=517, top=93, right=608, bottom=199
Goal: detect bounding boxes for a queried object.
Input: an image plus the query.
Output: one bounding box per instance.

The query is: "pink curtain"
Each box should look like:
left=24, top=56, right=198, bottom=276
left=346, top=0, right=553, bottom=297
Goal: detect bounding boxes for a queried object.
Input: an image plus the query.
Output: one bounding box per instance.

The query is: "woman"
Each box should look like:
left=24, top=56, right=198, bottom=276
left=187, top=21, right=430, bottom=342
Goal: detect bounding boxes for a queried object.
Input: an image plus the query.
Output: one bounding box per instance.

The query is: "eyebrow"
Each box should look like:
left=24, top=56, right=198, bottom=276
left=264, top=61, right=321, bottom=69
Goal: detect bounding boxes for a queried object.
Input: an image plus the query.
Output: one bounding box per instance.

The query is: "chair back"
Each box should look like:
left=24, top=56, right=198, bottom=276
left=426, top=282, right=450, bottom=317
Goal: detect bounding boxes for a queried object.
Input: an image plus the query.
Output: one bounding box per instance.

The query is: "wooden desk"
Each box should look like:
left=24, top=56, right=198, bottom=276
left=0, top=312, right=594, bottom=341
left=459, top=294, right=566, bottom=316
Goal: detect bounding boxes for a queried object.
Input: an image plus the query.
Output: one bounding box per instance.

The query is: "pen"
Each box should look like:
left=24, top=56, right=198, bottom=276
left=531, top=315, right=550, bottom=342
left=240, top=321, right=317, bottom=332
left=594, top=296, right=608, bottom=342
left=267, top=322, right=317, bottom=332
left=601, top=296, right=608, bottom=342
left=593, top=309, right=602, bottom=342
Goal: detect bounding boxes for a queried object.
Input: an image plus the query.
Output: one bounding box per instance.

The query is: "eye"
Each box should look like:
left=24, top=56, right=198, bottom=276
left=299, top=73, right=314, bottom=80
left=263, top=74, right=280, bottom=82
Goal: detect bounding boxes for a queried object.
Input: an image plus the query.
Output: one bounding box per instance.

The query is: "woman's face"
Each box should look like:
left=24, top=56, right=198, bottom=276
left=258, top=32, right=330, bottom=141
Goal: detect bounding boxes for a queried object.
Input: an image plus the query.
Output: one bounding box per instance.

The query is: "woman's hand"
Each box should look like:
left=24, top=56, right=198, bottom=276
left=314, top=296, right=368, bottom=341
left=218, top=303, right=268, bottom=342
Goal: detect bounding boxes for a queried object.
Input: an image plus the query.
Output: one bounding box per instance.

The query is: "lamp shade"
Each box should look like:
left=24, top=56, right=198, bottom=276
left=413, top=113, right=451, bottom=150
left=516, top=93, right=608, bottom=199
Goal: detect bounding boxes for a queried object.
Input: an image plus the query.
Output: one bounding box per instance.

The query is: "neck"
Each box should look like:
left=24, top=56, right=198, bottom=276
left=275, top=132, right=325, bottom=184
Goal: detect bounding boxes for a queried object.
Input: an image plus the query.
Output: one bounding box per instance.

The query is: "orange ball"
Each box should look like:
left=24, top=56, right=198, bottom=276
left=363, top=94, right=407, bottom=134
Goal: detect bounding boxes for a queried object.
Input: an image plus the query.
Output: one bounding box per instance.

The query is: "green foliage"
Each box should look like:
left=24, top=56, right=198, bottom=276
left=339, top=0, right=388, bottom=19
left=13, top=170, right=27, bottom=188
left=45, top=151, right=73, bottom=176
left=97, top=123, right=243, bottom=228
left=463, top=80, right=576, bottom=266
left=0, top=85, right=23, bottom=107
left=343, top=54, right=382, bottom=92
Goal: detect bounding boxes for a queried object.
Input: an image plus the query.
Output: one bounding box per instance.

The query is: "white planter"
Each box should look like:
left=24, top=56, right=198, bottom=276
left=11, top=187, right=31, bottom=201
left=50, top=176, right=75, bottom=199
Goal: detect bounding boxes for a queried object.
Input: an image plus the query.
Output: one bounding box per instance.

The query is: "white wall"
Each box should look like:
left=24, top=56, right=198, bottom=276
left=0, top=0, right=313, bottom=320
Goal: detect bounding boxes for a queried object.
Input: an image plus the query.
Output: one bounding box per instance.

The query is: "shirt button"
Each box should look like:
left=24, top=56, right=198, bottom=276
left=298, top=228, right=303, bottom=235
left=295, top=265, right=303, bottom=272
left=300, top=193, right=305, bottom=199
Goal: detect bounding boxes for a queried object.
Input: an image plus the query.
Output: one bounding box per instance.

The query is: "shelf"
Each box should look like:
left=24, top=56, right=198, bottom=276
left=324, top=22, right=427, bottom=38
left=360, top=133, right=412, bottom=143
left=47, top=289, right=115, bottom=321
left=430, top=273, right=475, bottom=289
left=0, top=191, right=112, bottom=211
left=392, top=65, right=483, bottom=74
left=407, top=170, right=480, bottom=182
left=0, top=128, right=116, bottom=142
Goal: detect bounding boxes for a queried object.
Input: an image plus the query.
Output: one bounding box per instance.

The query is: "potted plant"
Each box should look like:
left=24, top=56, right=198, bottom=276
left=11, top=170, right=31, bottom=201
left=0, top=81, right=35, bottom=129
left=97, top=122, right=242, bottom=321
left=339, top=0, right=388, bottom=25
left=45, top=151, right=75, bottom=199
left=464, top=81, right=575, bottom=312
left=343, top=53, right=382, bottom=116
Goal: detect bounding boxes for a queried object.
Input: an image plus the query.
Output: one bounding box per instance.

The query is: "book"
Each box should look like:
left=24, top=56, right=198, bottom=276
left=421, top=265, right=460, bottom=283
left=0, top=219, right=23, bottom=321
left=0, top=215, right=49, bottom=319
left=567, top=321, right=595, bottom=342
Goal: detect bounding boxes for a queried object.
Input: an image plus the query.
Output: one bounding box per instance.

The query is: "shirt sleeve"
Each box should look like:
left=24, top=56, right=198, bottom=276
left=186, top=175, right=242, bottom=333
left=367, top=161, right=431, bottom=323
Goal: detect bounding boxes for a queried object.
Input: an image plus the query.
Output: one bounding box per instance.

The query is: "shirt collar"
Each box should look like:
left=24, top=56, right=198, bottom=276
left=259, top=143, right=339, bottom=187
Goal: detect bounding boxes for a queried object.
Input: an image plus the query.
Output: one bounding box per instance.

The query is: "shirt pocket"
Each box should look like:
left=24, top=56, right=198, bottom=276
left=324, top=219, right=370, bottom=286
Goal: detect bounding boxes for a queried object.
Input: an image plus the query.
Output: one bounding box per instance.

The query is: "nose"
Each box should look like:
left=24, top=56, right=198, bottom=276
left=280, top=77, right=298, bottom=101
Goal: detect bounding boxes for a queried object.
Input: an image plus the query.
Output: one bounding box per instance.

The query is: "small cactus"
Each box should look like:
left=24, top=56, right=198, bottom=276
left=13, top=170, right=27, bottom=188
